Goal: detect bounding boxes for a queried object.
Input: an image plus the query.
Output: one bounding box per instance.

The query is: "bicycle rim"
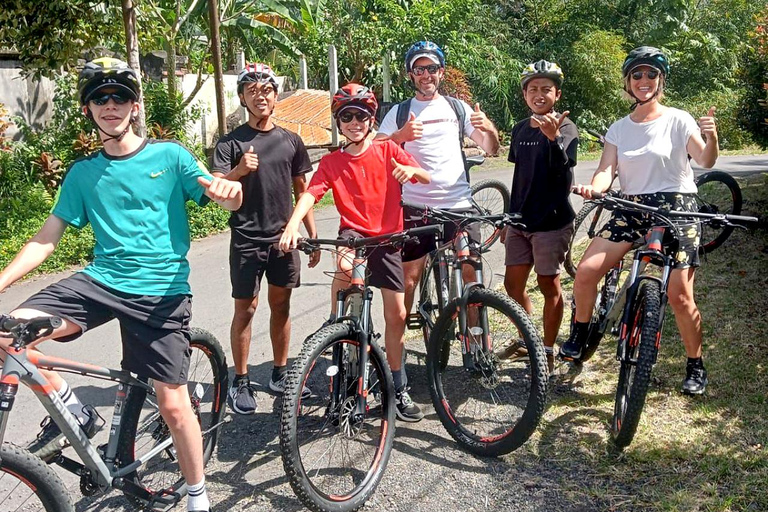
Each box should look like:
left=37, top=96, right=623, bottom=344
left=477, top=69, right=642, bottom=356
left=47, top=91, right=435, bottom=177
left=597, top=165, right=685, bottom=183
left=120, top=331, right=226, bottom=506
left=281, top=326, right=395, bottom=510
left=429, top=289, right=547, bottom=456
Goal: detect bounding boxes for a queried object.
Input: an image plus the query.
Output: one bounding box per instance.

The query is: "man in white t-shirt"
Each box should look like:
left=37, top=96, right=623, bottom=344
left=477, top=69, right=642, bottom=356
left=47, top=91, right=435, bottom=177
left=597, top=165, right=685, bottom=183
left=376, top=41, right=500, bottom=332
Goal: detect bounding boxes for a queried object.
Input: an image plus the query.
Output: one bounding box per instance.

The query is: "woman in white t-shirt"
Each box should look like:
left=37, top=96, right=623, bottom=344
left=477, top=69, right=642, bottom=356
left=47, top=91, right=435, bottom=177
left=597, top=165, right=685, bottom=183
left=560, top=46, right=720, bottom=395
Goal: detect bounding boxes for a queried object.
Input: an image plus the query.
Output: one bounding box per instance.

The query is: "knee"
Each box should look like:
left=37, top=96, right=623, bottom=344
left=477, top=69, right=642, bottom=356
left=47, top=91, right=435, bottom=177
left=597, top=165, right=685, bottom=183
left=668, top=289, right=696, bottom=312
left=157, top=391, right=192, bottom=430
left=536, top=275, right=561, bottom=299
left=269, top=296, right=291, bottom=317
left=384, top=304, right=407, bottom=325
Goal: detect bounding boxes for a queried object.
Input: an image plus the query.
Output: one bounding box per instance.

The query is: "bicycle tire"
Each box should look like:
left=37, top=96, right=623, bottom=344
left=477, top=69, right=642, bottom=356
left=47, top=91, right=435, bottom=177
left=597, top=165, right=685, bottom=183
left=280, top=323, right=395, bottom=512
left=565, top=201, right=612, bottom=279
left=117, top=328, right=228, bottom=509
left=0, top=442, right=73, bottom=512
left=694, top=171, right=742, bottom=254
left=427, top=288, right=548, bottom=457
left=418, top=255, right=449, bottom=350
left=611, top=280, right=661, bottom=449
left=470, top=179, right=510, bottom=253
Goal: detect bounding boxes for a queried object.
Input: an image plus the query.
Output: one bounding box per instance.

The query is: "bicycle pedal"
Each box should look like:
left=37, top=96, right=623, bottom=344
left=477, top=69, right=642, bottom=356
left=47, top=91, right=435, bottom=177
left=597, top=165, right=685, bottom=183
left=406, top=313, right=424, bottom=330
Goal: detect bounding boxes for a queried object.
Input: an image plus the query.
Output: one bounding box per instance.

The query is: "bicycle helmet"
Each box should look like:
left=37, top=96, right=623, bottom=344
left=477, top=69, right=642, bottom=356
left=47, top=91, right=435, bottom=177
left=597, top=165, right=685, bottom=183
left=404, top=41, right=446, bottom=72
left=78, top=57, right=141, bottom=105
left=520, top=60, right=564, bottom=89
left=237, top=63, right=279, bottom=94
left=331, top=83, right=378, bottom=117
left=622, top=46, right=670, bottom=77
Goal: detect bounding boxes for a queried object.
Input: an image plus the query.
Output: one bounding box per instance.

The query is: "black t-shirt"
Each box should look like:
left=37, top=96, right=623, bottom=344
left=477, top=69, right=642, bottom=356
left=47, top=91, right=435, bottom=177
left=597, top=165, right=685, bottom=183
left=212, top=124, right=312, bottom=247
left=508, top=116, right=578, bottom=232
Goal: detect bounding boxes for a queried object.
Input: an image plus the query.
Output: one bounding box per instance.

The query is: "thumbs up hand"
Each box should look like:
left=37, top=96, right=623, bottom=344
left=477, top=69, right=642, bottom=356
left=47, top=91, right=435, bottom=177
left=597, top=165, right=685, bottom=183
left=391, top=157, right=416, bottom=184
left=398, top=111, right=423, bottom=142
left=235, top=145, right=259, bottom=177
left=470, top=102, right=491, bottom=132
left=698, top=106, right=718, bottom=140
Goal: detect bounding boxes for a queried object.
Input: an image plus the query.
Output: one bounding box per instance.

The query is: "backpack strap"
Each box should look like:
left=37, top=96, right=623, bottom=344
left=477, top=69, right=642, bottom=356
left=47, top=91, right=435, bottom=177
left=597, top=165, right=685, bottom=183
left=445, top=96, right=469, bottom=182
left=395, top=98, right=413, bottom=143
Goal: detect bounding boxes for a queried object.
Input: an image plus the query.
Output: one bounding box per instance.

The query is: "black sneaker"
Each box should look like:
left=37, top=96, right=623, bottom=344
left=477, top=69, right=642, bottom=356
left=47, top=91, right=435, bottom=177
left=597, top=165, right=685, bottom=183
left=27, top=407, right=103, bottom=462
left=681, top=363, right=708, bottom=395
left=559, top=324, right=589, bottom=361
left=395, top=388, right=424, bottom=422
left=228, top=378, right=258, bottom=415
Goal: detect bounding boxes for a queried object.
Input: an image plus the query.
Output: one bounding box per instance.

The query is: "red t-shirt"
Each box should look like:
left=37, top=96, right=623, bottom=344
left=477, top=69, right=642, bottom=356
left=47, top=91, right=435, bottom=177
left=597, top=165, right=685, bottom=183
left=307, top=140, right=420, bottom=236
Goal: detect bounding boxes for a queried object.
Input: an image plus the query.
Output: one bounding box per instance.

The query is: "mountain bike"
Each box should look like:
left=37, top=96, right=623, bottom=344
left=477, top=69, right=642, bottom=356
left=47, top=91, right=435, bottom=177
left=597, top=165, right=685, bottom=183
left=466, top=155, right=511, bottom=253
left=569, top=192, right=756, bottom=449
left=564, top=129, right=743, bottom=278
left=279, top=224, right=442, bottom=512
left=403, top=202, right=549, bottom=457
left=0, top=316, right=227, bottom=511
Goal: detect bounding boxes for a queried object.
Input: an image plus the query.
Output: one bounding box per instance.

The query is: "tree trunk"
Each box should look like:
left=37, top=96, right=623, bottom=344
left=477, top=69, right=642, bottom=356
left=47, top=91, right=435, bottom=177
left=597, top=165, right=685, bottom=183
left=166, top=39, right=178, bottom=100
left=121, top=0, right=146, bottom=136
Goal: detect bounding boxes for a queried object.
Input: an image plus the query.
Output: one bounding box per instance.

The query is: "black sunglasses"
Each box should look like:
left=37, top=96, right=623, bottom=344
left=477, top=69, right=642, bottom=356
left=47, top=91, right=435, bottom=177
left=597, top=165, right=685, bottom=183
left=411, top=64, right=441, bottom=76
left=339, top=111, right=371, bottom=123
left=630, top=69, right=660, bottom=81
left=90, top=93, right=132, bottom=106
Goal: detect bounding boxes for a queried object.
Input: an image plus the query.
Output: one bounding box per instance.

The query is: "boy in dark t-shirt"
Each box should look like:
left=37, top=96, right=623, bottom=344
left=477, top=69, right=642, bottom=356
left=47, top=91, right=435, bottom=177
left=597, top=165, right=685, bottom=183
left=212, top=63, right=318, bottom=415
left=280, top=83, right=430, bottom=423
left=499, top=60, right=578, bottom=376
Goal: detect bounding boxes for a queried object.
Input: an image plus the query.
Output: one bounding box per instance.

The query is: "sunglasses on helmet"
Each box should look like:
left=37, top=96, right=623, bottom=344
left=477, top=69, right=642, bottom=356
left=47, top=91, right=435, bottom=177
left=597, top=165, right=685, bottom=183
left=338, top=111, right=371, bottom=123
left=630, top=69, right=660, bottom=81
left=90, top=92, right=133, bottom=106
left=411, top=64, right=441, bottom=76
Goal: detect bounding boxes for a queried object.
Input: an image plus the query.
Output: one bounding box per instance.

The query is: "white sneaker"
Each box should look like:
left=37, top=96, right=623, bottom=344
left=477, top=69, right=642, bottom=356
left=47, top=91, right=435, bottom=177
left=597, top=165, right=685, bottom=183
left=269, top=375, right=311, bottom=399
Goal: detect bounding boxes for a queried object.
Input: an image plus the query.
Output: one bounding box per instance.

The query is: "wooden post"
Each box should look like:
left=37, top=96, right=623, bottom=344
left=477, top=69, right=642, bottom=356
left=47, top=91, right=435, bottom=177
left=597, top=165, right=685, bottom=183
left=382, top=52, right=391, bottom=102
left=237, top=51, right=246, bottom=125
left=207, top=0, right=227, bottom=138
left=328, top=44, right=339, bottom=146
left=300, top=55, right=308, bottom=90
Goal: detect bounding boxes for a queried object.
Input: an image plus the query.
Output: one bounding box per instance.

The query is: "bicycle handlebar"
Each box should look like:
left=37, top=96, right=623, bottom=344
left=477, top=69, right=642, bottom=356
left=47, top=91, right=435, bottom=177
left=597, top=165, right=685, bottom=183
left=0, top=315, right=62, bottom=347
left=401, top=200, right=526, bottom=229
left=296, top=224, right=444, bottom=254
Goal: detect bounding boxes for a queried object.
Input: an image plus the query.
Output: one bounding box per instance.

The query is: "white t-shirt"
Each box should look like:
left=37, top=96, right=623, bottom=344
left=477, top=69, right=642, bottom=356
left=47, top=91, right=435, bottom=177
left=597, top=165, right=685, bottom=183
left=605, top=107, right=699, bottom=195
left=378, top=96, right=476, bottom=208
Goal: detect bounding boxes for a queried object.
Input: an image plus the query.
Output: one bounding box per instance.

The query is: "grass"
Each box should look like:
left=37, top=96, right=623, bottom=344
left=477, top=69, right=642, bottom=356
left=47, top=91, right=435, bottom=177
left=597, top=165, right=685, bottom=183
left=500, top=172, right=768, bottom=511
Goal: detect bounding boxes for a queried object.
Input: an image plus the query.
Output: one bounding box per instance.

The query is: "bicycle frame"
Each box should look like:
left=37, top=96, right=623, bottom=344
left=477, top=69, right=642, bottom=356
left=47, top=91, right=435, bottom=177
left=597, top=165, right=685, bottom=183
left=0, top=346, right=179, bottom=503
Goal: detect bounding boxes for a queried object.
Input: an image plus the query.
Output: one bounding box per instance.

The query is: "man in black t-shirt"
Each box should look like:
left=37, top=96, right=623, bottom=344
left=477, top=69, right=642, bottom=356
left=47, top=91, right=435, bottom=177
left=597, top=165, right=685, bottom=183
left=498, top=60, right=578, bottom=376
left=212, top=63, right=318, bottom=415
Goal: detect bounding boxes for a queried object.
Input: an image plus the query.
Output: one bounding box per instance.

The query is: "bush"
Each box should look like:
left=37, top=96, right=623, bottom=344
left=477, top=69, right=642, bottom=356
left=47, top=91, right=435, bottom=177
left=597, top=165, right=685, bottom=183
left=668, top=88, right=754, bottom=150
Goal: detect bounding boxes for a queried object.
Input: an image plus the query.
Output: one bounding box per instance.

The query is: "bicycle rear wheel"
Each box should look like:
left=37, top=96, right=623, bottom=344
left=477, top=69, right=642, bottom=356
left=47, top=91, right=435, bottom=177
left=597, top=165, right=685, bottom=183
left=611, top=280, right=661, bottom=449
left=470, top=179, right=510, bottom=253
left=0, top=443, right=73, bottom=512
left=280, top=323, right=395, bottom=512
left=428, top=288, right=548, bottom=457
left=117, top=328, right=227, bottom=509
left=694, top=171, right=742, bottom=254
left=565, top=201, right=612, bottom=279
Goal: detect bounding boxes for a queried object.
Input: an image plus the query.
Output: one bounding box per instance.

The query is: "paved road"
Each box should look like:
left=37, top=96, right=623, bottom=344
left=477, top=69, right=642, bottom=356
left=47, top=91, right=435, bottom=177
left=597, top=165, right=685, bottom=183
left=0, top=153, right=764, bottom=510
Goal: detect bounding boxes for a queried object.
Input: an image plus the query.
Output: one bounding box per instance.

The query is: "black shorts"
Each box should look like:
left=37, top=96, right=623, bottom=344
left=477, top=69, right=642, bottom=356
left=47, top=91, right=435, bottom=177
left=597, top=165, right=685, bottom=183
left=17, top=273, right=192, bottom=385
left=596, top=192, right=701, bottom=269
left=338, top=229, right=405, bottom=292
left=401, top=206, right=482, bottom=262
left=230, top=241, right=301, bottom=299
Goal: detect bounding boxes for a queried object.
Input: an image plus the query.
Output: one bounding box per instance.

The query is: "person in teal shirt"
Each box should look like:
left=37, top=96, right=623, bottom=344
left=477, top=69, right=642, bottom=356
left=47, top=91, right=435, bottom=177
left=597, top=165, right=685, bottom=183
left=0, top=57, right=241, bottom=512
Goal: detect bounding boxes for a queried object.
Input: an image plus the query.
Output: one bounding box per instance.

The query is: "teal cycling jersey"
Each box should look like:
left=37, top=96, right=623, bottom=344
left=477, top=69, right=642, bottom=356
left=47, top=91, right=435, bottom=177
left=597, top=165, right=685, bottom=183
left=52, top=139, right=211, bottom=296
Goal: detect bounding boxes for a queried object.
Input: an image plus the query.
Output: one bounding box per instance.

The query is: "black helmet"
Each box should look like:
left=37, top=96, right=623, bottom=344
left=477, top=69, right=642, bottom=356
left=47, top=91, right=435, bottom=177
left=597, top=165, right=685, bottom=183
left=622, top=46, right=670, bottom=78
left=78, top=57, right=141, bottom=105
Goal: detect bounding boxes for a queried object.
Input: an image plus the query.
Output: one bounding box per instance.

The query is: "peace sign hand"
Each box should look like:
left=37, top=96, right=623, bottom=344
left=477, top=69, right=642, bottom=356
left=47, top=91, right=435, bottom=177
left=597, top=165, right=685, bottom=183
left=531, top=111, right=570, bottom=141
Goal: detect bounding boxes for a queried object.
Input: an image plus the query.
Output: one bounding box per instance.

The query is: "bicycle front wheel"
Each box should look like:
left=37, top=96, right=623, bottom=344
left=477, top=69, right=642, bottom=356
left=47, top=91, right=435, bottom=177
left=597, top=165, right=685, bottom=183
left=565, top=201, right=612, bottom=279
left=0, top=443, right=73, bottom=512
left=117, top=328, right=228, bottom=509
left=470, top=179, right=510, bottom=253
left=418, top=255, right=449, bottom=350
left=428, top=288, right=548, bottom=457
left=612, top=280, right=661, bottom=449
left=280, top=323, right=396, bottom=512
left=695, top=171, right=742, bottom=254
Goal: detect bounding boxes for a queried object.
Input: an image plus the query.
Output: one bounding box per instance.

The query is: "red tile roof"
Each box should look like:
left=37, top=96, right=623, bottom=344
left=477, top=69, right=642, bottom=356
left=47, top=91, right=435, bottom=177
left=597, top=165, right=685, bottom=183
left=273, top=89, right=333, bottom=147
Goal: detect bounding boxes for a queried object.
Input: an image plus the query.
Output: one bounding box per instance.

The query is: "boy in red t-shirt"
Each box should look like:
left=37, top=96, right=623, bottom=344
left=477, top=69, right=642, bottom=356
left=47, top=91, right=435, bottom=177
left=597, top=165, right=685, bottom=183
left=280, top=83, right=430, bottom=422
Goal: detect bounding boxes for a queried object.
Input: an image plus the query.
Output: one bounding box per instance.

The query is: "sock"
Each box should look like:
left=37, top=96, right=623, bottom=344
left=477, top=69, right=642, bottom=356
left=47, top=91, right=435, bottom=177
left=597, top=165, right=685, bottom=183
left=544, top=346, right=554, bottom=355
left=687, top=357, right=704, bottom=368
left=272, top=365, right=287, bottom=383
left=187, top=477, right=210, bottom=512
left=392, top=369, right=407, bottom=392
left=233, top=373, right=249, bottom=387
left=59, top=381, right=89, bottom=425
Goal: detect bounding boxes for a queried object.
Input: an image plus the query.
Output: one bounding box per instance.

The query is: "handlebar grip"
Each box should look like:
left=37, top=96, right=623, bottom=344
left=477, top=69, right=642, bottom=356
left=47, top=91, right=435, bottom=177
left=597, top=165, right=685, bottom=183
left=0, top=316, right=61, bottom=332
left=571, top=188, right=604, bottom=200
left=407, top=224, right=444, bottom=237
left=401, top=200, right=427, bottom=211
left=0, top=316, right=21, bottom=332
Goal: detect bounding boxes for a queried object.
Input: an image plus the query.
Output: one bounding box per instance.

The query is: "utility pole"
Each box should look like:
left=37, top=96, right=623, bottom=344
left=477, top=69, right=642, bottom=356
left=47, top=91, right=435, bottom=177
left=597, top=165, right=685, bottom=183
left=382, top=52, right=391, bottom=102
left=300, top=55, right=308, bottom=90
left=328, top=45, right=339, bottom=146
left=207, top=0, right=227, bottom=138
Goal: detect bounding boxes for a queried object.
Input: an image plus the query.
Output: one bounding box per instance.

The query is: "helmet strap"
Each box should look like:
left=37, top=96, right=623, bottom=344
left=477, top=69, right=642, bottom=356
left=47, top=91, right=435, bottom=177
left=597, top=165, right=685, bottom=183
left=86, top=107, right=134, bottom=143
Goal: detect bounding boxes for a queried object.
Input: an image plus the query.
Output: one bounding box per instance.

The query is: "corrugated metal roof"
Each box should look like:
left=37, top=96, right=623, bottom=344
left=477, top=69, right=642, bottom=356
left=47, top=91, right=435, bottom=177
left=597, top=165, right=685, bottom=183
left=273, top=89, right=333, bottom=147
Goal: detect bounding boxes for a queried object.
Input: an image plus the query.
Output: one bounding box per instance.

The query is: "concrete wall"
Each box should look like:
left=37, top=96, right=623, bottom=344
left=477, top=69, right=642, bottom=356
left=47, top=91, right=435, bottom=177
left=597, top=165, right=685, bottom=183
left=0, top=60, right=55, bottom=141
